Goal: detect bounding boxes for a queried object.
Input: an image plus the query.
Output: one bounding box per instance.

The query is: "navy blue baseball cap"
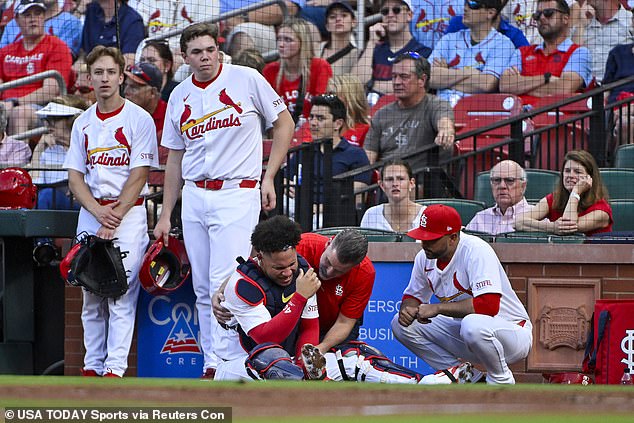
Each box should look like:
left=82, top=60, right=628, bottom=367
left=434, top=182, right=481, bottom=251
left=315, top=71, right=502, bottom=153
left=326, top=1, right=356, bottom=17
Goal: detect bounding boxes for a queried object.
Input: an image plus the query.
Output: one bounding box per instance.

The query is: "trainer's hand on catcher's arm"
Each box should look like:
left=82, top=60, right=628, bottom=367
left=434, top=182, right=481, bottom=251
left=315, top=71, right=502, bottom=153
left=153, top=216, right=171, bottom=245
left=96, top=226, right=116, bottom=240
left=295, top=268, right=321, bottom=299
left=94, top=202, right=123, bottom=230
left=212, top=290, right=234, bottom=324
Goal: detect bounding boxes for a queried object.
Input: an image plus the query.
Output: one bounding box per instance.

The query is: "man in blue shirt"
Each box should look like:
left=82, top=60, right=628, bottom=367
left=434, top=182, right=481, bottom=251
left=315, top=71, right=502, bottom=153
left=354, top=0, right=431, bottom=95
left=81, top=0, right=144, bottom=68
left=0, top=0, right=82, bottom=58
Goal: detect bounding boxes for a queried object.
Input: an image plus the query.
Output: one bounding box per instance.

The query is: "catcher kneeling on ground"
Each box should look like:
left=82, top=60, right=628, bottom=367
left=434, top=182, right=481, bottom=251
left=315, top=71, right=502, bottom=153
left=392, top=205, right=533, bottom=385
left=214, top=216, right=423, bottom=383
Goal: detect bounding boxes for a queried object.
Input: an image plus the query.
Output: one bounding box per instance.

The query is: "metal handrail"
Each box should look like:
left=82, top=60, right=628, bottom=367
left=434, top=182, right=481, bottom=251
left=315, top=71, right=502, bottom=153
left=0, top=69, right=67, bottom=96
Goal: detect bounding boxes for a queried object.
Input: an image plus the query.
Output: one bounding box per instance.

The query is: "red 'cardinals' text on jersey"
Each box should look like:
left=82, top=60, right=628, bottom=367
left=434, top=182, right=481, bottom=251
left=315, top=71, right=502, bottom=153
left=64, top=100, right=159, bottom=199
left=161, top=63, right=286, bottom=181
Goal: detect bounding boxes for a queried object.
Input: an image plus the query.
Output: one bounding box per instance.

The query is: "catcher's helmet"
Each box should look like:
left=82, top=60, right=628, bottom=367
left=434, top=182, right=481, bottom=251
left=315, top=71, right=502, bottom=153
left=59, top=240, right=84, bottom=284
left=139, top=235, right=191, bottom=295
left=0, top=167, right=37, bottom=209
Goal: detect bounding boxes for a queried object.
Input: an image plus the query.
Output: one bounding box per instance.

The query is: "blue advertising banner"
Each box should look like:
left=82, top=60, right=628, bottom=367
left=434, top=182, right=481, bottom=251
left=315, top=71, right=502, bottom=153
left=137, top=277, right=204, bottom=378
left=359, top=261, right=435, bottom=376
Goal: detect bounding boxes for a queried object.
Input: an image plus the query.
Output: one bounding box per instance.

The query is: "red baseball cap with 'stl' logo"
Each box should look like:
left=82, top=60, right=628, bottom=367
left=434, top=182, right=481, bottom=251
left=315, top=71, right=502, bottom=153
left=407, top=204, right=462, bottom=241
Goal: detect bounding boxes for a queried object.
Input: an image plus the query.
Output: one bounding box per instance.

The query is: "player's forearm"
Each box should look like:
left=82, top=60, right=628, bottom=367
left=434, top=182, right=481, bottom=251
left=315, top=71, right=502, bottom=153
left=113, top=166, right=149, bottom=216
left=435, top=298, right=474, bottom=318
left=500, top=73, right=542, bottom=94
left=263, top=110, right=293, bottom=182
left=248, top=293, right=308, bottom=344
left=158, top=149, right=184, bottom=220
left=68, top=169, right=101, bottom=215
left=317, top=316, right=357, bottom=353
left=295, top=317, right=320, bottom=358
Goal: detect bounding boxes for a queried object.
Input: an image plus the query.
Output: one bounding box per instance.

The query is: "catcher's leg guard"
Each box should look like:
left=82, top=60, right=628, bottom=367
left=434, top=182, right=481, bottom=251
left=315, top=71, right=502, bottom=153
left=245, top=343, right=304, bottom=380
left=331, top=341, right=422, bottom=384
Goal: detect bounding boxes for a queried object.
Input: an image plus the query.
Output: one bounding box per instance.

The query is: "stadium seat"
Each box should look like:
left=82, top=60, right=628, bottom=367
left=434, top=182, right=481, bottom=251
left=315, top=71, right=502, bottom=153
left=473, top=169, right=559, bottom=207
left=415, top=198, right=486, bottom=225
left=495, top=231, right=585, bottom=243
left=600, top=168, right=634, bottom=200
left=614, top=144, right=634, bottom=168
left=530, top=95, right=591, bottom=170
left=609, top=199, right=634, bottom=232
left=313, top=226, right=405, bottom=242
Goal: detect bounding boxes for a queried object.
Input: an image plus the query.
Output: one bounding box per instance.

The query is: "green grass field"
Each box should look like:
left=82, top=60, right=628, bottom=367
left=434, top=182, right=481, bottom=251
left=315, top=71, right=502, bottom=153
left=0, top=376, right=633, bottom=423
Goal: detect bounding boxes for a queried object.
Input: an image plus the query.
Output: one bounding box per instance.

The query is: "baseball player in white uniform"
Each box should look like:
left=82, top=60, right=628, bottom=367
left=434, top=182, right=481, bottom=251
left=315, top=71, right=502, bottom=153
left=392, top=204, right=532, bottom=384
left=64, top=46, right=159, bottom=377
left=154, top=22, right=294, bottom=378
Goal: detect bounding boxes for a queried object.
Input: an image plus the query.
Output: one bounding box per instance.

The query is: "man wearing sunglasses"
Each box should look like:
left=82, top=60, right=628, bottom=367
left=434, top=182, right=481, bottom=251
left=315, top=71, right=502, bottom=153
left=499, top=0, right=592, bottom=106
left=466, top=160, right=533, bottom=235
left=429, top=0, right=515, bottom=106
left=353, top=0, right=431, bottom=96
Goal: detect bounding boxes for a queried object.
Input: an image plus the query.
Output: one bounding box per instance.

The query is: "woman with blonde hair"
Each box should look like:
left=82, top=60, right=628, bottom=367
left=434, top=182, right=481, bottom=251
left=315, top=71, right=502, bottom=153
left=263, top=17, right=332, bottom=124
left=515, top=150, right=613, bottom=236
left=327, top=73, right=370, bottom=147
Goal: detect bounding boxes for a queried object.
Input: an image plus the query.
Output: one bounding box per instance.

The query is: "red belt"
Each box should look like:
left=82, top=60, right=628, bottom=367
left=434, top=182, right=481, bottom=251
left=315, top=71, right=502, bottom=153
left=518, top=320, right=526, bottom=327
left=98, top=197, right=144, bottom=206
left=194, top=179, right=258, bottom=190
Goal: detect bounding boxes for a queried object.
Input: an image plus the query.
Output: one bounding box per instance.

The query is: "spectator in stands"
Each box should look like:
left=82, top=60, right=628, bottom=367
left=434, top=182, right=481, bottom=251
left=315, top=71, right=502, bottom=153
left=429, top=0, right=515, bottom=107
left=81, top=0, right=144, bottom=68
left=499, top=0, right=592, bottom=107
left=319, top=1, right=358, bottom=76
left=327, top=74, right=370, bottom=147
left=445, top=0, right=530, bottom=48
left=0, top=0, right=73, bottom=136
left=501, top=0, right=540, bottom=44
left=0, top=0, right=82, bottom=59
left=360, top=159, right=425, bottom=232
left=515, top=150, right=613, bottom=236
left=570, top=0, right=633, bottom=82
left=123, top=62, right=166, bottom=186
left=232, top=48, right=266, bottom=73
left=466, top=160, right=533, bottom=235
left=364, top=52, right=454, bottom=175
left=410, top=0, right=464, bottom=49
left=0, top=102, right=30, bottom=165
left=288, top=94, right=372, bottom=203
left=263, top=17, right=333, bottom=124
left=221, top=0, right=304, bottom=35
left=354, top=0, right=431, bottom=96
left=72, top=61, right=96, bottom=106
left=139, top=41, right=178, bottom=103
left=30, top=95, right=87, bottom=209
left=225, top=22, right=277, bottom=59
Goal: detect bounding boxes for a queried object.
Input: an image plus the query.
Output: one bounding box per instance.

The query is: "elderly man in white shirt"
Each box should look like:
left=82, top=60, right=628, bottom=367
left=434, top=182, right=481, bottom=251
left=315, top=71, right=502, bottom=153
left=466, top=160, right=532, bottom=235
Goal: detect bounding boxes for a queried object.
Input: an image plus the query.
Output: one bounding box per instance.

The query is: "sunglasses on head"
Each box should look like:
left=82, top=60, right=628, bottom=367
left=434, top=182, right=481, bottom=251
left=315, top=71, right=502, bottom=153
left=130, top=66, right=152, bottom=84
left=388, top=51, right=423, bottom=62
left=465, top=0, right=485, bottom=10
left=381, top=5, right=403, bottom=15
left=532, top=8, right=564, bottom=20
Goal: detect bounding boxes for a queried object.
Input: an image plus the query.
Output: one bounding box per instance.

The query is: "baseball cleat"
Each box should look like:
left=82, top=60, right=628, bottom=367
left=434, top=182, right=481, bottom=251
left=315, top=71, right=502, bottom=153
left=419, top=362, right=475, bottom=384
left=102, top=371, right=122, bottom=378
left=201, top=368, right=216, bottom=380
left=301, top=343, right=327, bottom=380
left=80, top=368, right=100, bottom=377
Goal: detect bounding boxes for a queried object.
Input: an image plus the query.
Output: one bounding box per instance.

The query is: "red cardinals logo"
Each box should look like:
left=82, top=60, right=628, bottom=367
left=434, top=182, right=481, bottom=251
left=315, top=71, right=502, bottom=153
left=181, top=6, right=193, bottom=23
left=149, top=9, right=161, bottom=20
left=475, top=52, right=485, bottom=65
left=84, top=133, right=89, bottom=164
left=180, top=104, right=193, bottom=128
left=114, top=127, right=131, bottom=154
left=416, top=9, right=426, bottom=23
left=448, top=5, right=456, bottom=16
left=447, top=54, right=461, bottom=68
left=219, top=89, right=243, bottom=114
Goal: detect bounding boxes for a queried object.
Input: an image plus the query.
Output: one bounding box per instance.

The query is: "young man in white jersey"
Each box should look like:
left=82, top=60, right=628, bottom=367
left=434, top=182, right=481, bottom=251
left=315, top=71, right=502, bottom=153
left=392, top=204, right=532, bottom=384
left=154, top=22, right=294, bottom=379
left=64, top=45, right=159, bottom=377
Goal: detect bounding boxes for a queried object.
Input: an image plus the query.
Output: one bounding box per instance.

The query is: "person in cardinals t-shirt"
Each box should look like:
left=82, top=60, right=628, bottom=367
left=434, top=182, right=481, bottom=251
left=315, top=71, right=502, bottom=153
left=0, top=0, right=72, bottom=136
left=263, top=17, right=333, bottom=124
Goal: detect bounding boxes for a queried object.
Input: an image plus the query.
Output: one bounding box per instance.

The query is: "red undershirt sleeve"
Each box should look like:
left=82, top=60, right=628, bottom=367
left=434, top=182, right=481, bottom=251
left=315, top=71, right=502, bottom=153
left=248, top=293, right=308, bottom=345
left=473, top=293, right=501, bottom=316
left=294, top=317, right=319, bottom=358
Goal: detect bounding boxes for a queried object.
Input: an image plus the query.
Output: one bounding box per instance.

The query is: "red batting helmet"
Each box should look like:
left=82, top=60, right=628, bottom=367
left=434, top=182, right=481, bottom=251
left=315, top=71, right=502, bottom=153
left=0, top=167, right=37, bottom=209
left=139, top=235, right=191, bottom=295
left=59, top=235, right=86, bottom=285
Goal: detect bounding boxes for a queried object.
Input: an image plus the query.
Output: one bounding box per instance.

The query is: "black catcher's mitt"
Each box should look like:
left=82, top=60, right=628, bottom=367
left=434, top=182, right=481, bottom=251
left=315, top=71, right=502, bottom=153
left=68, top=235, right=129, bottom=298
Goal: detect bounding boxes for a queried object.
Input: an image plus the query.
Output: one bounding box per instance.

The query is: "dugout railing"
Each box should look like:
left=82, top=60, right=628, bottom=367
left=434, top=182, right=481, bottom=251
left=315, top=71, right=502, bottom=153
left=301, top=75, right=634, bottom=231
